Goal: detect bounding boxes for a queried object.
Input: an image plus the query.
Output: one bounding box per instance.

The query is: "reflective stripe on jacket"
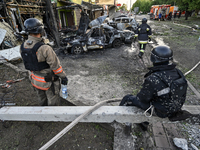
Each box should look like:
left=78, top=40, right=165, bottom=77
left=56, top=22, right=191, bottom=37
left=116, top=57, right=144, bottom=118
left=31, top=72, right=51, bottom=90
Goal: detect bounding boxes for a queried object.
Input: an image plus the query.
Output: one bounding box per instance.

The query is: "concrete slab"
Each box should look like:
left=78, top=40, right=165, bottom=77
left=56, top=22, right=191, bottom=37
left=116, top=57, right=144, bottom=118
left=0, top=105, right=200, bottom=124
left=154, top=136, right=170, bottom=148
left=152, top=126, right=165, bottom=136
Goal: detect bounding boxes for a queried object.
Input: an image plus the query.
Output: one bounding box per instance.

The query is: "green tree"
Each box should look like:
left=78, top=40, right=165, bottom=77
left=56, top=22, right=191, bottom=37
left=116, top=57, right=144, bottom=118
left=131, top=0, right=151, bottom=13
left=176, top=0, right=200, bottom=19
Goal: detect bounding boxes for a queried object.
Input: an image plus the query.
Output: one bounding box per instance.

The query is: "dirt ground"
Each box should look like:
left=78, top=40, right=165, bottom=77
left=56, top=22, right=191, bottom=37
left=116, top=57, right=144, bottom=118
left=0, top=15, right=200, bottom=150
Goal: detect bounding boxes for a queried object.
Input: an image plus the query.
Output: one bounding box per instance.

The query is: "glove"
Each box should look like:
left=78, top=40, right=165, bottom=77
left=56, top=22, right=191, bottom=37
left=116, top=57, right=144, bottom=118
left=61, top=77, right=68, bottom=85
left=148, top=37, right=151, bottom=42
left=119, top=94, right=135, bottom=106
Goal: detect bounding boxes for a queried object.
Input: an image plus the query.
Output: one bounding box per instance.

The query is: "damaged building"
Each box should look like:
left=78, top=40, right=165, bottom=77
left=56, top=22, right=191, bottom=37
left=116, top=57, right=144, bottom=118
left=0, top=0, right=136, bottom=57
left=0, top=0, right=107, bottom=48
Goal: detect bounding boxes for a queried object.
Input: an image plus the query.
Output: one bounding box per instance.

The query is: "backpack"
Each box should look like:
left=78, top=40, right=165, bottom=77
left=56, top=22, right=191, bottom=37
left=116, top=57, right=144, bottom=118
left=153, top=69, right=188, bottom=114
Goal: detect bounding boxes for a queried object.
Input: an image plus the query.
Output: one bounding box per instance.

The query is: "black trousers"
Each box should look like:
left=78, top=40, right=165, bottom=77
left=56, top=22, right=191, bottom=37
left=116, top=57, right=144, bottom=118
left=139, top=43, right=147, bottom=51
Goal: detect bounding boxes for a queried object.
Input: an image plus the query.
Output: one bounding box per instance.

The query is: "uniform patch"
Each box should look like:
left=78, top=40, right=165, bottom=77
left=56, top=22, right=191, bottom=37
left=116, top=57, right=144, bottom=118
left=157, top=87, right=170, bottom=96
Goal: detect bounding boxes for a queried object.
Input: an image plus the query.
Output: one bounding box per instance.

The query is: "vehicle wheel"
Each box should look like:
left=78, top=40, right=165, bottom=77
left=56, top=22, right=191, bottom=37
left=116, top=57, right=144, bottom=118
left=112, top=39, right=121, bottom=48
left=71, top=44, right=83, bottom=54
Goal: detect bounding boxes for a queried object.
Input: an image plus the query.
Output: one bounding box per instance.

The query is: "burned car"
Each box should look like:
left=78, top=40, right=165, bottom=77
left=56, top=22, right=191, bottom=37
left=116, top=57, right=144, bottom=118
left=61, top=24, right=134, bottom=54
left=107, top=17, right=139, bottom=32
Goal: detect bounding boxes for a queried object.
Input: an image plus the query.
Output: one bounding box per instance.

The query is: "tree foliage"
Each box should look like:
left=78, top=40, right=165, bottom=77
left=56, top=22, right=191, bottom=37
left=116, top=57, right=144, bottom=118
left=131, top=0, right=200, bottom=14
left=131, top=0, right=151, bottom=13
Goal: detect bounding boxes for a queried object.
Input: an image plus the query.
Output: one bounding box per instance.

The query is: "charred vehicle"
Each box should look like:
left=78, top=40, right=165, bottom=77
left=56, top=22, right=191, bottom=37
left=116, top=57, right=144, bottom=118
left=61, top=24, right=132, bottom=54
left=61, top=14, right=135, bottom=54
left=107, top=17, right=139, bottom=32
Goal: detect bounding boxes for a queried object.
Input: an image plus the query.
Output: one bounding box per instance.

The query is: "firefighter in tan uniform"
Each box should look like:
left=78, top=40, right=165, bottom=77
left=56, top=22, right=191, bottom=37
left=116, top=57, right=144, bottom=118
left=20, top=18, right=68, bottom=106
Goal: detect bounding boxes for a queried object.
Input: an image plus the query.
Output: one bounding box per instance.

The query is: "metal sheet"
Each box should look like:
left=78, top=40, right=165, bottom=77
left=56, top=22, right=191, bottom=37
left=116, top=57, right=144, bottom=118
left=0, top=45, right=21, bottom=61
left=0, top=28, right=7, bottom=45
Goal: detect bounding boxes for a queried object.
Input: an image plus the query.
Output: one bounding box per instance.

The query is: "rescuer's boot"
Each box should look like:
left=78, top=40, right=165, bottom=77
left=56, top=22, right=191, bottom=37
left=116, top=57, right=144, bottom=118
left=138, top=51, right=144, bottom=59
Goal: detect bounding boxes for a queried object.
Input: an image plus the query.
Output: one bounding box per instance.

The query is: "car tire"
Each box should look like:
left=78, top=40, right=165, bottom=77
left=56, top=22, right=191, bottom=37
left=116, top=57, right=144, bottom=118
left=71, top=44, right=83, bottom=54
left=112, top=39, right=121, bottom=48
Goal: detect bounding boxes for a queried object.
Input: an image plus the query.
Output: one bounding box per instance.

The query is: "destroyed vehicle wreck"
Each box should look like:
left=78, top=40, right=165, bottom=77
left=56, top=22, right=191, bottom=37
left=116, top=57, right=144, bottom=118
left=0, top=0, right=134, bottom=56
left=60, top=15, right=135, bottom=54
left=61, top=24, right=135, bottom=54
left=107, top=16, right=139, bottom=32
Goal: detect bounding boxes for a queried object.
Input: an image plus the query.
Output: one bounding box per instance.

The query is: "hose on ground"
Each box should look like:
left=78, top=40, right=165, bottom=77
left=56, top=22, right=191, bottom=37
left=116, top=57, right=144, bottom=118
left=39, top=98, right=122, bottom=150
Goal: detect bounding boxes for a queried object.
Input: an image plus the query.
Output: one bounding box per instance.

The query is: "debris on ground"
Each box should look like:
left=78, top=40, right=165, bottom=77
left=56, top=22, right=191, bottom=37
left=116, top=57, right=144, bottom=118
left=173, top=138, right=188, bottom=150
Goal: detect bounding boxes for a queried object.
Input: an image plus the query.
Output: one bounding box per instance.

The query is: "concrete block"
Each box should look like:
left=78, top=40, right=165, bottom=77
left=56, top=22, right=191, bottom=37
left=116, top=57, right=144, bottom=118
left=0, top=105, right=199, bottom=124
left=152, top=126, right=165, bottom=136
left=154, top=136, right=171, bottom=148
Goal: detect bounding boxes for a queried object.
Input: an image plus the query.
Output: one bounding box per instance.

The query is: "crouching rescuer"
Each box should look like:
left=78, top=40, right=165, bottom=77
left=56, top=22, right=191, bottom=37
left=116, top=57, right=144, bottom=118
left=20, top=18, right=68, bottom=106
left=119, top=46, right=188, bottom=125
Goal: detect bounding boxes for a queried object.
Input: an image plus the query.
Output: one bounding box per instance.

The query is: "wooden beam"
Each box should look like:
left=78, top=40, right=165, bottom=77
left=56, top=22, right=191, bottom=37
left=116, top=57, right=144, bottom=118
left=19, top=12, right=45, bottom=15
left=0, top=105, right=199, bottom=123
left=6, top=1, right=14, bottom=5
left=187, top=80, right=200, bottom=99
left=0, top=17, right=7, bottom=19
left=20, top=0, right=45, bottom=3
left=7, top=4, right=44, bottom=8
left=45, top=0, right=60, bottom=47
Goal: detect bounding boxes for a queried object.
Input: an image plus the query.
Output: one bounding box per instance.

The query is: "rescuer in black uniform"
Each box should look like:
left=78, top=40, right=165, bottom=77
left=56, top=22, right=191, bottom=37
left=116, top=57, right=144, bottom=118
left=120, top=46, right=188, bottom=119
left=134, top=18, right=152, bottom=58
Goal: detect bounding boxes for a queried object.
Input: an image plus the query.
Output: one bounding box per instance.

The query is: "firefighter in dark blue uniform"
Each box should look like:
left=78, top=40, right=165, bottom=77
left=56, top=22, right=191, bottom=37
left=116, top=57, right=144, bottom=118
left=134, top=18, right=152, bottom=58
left=120, top=46, right=188, bottom=119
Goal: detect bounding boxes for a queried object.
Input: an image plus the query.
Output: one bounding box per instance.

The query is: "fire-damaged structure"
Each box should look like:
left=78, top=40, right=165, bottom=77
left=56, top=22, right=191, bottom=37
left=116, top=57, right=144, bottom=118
left=0, top=0, right=135, bottom=55
left=0, top=0, right=104, bottom=48
left=0, top=0, right=61, bottom=47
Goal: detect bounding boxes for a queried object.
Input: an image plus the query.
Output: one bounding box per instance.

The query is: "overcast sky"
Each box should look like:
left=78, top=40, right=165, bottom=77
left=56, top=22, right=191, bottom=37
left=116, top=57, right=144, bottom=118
left=117, top=0, right=136, bottom=10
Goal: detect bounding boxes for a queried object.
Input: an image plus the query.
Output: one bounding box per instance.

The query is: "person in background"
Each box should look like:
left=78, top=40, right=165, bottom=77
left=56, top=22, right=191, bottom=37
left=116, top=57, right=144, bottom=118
left=158, top=12, right=162, bottom=22
left=174, top=11, right=177, bottom=21
left=168, top=12, right=172, bottom=20
left=178, top=11, right=182, bottom=18
left=134, top=18, right=152, bottom=59
left=20, top=18, right=68, bottom=106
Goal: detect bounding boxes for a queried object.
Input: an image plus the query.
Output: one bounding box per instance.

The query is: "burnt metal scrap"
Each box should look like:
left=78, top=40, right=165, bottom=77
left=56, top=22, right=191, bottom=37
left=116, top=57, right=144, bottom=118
left=107, top=16, right=139, bottom=32
left=0, top=0, right=137, bottom=56
left=60, top=14, right=136, bottom=55
left=0, top=0, right=60, bottom=47
left=61, top=23, right=123, bottom=54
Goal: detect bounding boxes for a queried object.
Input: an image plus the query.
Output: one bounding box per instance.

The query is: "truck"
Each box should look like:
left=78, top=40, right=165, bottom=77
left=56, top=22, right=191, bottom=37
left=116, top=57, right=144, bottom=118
left=149, top=4, right=171, bottom=20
